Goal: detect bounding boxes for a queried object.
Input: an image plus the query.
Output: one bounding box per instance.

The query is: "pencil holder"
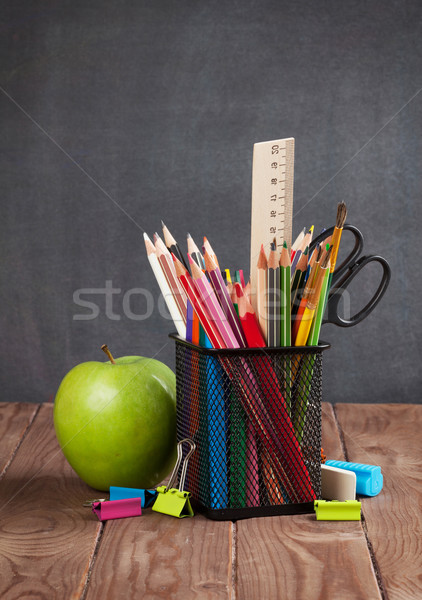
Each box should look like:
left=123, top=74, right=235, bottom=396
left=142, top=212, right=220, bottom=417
left=171, top=334, right=330, bottom=520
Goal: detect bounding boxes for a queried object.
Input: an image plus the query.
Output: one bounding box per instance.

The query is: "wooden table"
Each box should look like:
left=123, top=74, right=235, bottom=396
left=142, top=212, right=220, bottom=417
left=0, top=402, right=420, bottom=599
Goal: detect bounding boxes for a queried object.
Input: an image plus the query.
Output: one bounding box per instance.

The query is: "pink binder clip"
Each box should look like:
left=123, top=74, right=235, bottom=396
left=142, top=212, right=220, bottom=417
left=91, top=497, right=142, bottom=521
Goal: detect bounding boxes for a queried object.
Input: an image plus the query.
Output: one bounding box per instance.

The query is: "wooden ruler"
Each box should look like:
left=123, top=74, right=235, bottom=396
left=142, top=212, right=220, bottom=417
left=250, top=138, right=294, bottom=308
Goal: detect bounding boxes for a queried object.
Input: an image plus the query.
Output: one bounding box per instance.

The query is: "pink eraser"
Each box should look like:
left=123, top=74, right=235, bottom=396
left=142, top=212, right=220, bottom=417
left=92, top=498, right=142, bottom=521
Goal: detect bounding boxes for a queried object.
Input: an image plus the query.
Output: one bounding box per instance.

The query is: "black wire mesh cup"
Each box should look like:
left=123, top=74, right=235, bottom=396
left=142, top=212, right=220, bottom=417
left=171, top=334, right=330, bottom=520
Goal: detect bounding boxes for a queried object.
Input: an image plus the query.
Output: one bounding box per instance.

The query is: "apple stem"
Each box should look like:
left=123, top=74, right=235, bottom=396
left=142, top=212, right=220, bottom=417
left=101, top=344, right=116, bottom=364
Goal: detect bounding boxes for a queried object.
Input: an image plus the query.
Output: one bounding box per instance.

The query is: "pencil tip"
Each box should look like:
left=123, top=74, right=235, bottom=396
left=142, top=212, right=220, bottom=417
left=187, top=232, right=192, bottom=238
left=161, top=220, right=165, bottom=228
left=309, top=225, right=314, bottom=233
left=283, top=240, right=287, bottom=248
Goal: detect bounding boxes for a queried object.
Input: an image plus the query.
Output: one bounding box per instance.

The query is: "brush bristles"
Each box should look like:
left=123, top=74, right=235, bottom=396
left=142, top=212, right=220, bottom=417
left=316, top=243, right=323, bottom=263
left=336, top=201, right=347, bottom=229
left=321, top=245, right=333, bottom=268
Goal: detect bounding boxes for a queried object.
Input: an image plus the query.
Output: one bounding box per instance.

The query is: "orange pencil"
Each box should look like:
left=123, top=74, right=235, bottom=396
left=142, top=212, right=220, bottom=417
left=291, top=246, right=322, bottom=343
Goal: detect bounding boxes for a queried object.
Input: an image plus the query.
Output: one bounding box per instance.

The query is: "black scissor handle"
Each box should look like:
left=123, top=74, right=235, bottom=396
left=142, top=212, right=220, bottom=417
left=324, top=254, right=391, bottom=327
left=309, top=223, right=364, bottom=284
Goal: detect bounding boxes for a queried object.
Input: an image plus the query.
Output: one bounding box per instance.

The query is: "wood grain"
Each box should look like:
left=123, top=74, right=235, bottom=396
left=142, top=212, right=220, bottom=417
left=86, top=510, right=233, bottom=599
left=236, top=402, right=382, bottom=600
left=322, top=402, right=345, bottom=460
left=0, top=403, right=39, bottom=478
left=336, top=403, right=422, bottom=600
left=0, top=404, right=102, bottom=600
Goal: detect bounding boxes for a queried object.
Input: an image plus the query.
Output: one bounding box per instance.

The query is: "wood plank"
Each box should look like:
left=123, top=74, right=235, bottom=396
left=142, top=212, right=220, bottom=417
left=335, top=403, right=422, bottom=600
left=0, top=404, right=103, bottom=600
left=0, top=402, right=39, bottom=478
left=322, top=402, right=345, bottom=460
left=237, top=402, right=382, bottom=600
left=86, top=509, right=233, bottom=599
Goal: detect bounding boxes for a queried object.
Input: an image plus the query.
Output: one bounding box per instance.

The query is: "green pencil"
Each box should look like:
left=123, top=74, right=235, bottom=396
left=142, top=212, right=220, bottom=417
left=279, top=241, right=291, bottom=346
left=307, top=265, right=330, bottom=346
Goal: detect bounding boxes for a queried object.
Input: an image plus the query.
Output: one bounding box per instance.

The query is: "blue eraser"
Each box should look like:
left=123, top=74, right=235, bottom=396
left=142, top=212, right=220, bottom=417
left=325, top=460, right=383, bottom=497
left=109, top=486, right=158, bottom=507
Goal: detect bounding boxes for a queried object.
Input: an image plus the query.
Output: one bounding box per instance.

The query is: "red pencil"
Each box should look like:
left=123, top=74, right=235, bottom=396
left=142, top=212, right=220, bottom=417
left=234, top=283, right=266, bottom=348
left=173, top=255, right=225, bottom=349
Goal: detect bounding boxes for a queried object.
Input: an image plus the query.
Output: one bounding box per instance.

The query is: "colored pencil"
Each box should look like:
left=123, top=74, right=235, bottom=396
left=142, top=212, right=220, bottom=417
left=204, top=251, right=248, bottom=348
left=173, top=255, right=225, bottom=348
left=177, top=272, right=315, bottom=501
left=291, top=227, right=306, bottom=261
left=234, top=283, right=266, bottom=348
left=262, top=450, right=285, bottom=505
left=203, top=237, right=220, bottom=268
left=144, top=234, right=186, bottom=338
left=291, top=226, right=314, bottom=274
left=163, top=226, right=316, bottom=502
left=153, top=232, right=172, bottom=258
left=279, top=241, right=291, bottom=346
left=162, top=221, right=189, bottom=270
left=291, top=246, right=322, bottom=343
left=267, top=243, right=280, bottom=346
left=291, top=247, right=308, bottom=317
left=184, top=244, right=229, bottom=507
left=256, top=244, right=268, bottom=342
left=307, top=260, right=331, bottom=346
left=189, top=255, right=240, bottom=348
left=246, top=422, right=260, bottom=507
left=187, top=233, right=204, bottom=268
left=244, top=279, right=251, bottom=300
left=155, top=242, right=188, bottom=324
left=295, top=247, right=332, bottom=346
left=226, top=357, right=315, bottom=502
left=305, top=244, right=319, bottom=282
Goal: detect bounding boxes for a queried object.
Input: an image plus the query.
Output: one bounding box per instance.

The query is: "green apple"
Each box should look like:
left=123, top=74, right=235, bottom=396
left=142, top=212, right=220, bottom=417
left=54, top=346, right=177, bottom=491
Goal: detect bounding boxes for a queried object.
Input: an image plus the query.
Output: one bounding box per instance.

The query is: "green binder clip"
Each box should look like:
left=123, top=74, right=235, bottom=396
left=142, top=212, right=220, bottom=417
left=314, top=499, right=361, bottom=521
left=152, top=438, right=196, bottom=518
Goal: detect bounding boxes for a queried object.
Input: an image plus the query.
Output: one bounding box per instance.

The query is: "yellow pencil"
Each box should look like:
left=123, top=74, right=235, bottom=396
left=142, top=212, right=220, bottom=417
left=295, top=247, right=332, bottom=346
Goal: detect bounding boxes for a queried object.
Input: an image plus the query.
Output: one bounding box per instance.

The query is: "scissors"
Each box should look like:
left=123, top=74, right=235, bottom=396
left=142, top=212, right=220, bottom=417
left=309, top=224, right=391, bottom=327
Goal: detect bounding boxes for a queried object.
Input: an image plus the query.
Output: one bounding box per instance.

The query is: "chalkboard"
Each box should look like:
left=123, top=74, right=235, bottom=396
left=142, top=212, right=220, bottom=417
left=0, top=0, right=421, bottom=404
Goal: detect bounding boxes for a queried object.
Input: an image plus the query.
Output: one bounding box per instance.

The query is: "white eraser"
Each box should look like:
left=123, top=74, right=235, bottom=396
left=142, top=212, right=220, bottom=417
left=321, top=464, right=356, bottom=501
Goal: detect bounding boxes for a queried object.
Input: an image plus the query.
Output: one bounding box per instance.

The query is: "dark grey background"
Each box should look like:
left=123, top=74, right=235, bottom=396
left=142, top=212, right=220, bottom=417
left=1, top=1, right=421, bottom=404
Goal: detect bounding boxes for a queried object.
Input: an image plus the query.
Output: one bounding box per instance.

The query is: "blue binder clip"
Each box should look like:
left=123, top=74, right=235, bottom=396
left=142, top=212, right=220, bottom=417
left=325, top=460, right=383, bottom=497
left=109, top=486, right=158, bottom=507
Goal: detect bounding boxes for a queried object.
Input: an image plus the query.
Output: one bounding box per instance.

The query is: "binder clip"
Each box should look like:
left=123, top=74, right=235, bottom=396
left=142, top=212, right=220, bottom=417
left=152, top=438, right=196, bottom=518
left=325, top=460, right=383, bottom=497
left=91, top=497, right=142, bottom=521
left=109, top=486, right=158, bottom=507
left=314, top=500, right=361, bottom=521
left=83, top=498, right=106, bottom=507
